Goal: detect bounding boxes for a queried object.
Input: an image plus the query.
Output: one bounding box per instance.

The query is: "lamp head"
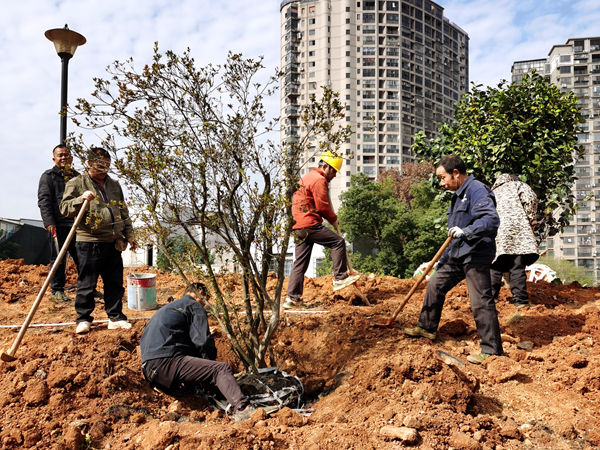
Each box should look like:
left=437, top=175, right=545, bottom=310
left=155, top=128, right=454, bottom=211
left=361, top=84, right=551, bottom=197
left=45, top=24, right=86, bottom=58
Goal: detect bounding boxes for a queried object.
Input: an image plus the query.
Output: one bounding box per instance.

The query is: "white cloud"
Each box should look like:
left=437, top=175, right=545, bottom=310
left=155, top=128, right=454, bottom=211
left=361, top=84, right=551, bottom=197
left=1, top=0, right=599, bottom=219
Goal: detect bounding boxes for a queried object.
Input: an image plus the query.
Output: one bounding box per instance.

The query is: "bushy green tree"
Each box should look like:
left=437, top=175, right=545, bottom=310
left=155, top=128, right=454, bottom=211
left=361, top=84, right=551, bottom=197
left=537, top=255, right=595, bottom=286
left=413, top=72, right=584, bottom=239
left=338, top=170, right=446, bottom=278
left=71, top=45, right=351, bottom=371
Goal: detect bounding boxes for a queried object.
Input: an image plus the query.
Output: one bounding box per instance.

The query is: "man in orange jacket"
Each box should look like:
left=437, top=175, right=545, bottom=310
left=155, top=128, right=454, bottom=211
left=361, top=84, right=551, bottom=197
left=284, top=152, right=360, bottom=309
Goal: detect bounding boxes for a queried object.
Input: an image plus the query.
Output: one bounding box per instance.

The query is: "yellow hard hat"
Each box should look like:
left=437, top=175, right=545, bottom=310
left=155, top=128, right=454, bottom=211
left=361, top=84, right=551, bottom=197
left=321, top=151, right=343, bottom=172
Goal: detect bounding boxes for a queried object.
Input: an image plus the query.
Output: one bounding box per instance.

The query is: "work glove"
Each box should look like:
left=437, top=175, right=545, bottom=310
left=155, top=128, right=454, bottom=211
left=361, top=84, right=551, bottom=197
left=448, top=226, right=464, bottom=239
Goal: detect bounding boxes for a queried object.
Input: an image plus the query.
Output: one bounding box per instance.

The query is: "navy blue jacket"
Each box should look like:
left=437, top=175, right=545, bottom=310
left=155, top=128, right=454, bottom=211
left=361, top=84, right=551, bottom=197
left=140, top=295, right=217, bottom=363
left=439, top=175, right=499, bottom=266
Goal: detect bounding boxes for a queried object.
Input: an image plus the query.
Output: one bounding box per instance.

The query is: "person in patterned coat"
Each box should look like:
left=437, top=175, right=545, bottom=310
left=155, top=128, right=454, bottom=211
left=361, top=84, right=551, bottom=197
left=490, top=174, right=539, bottom=307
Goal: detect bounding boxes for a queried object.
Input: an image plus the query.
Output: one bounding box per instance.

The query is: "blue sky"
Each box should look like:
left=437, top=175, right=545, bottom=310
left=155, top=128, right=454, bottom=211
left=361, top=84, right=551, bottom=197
left=1, top=0, right=599, bottom=220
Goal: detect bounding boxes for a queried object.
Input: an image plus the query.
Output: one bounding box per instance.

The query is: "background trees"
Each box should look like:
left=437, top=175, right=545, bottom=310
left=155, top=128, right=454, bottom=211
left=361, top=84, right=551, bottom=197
left=412, top=72, right=584, bottom=239
left=71, top=46, right=350, bottom=372
left=337, top=163, right=447, bottom=278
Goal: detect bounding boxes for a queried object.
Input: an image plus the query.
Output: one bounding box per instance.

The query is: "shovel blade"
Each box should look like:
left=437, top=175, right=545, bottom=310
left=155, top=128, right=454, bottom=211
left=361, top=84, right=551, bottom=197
left=0, top=350, right=17, bottom=362
left=373, top=318, right=395, bottom=328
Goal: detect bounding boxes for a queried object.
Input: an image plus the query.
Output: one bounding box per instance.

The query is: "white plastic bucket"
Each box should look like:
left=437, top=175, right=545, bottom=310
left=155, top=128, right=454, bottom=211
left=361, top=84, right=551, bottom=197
left=127, top=273, right=157, bottom=310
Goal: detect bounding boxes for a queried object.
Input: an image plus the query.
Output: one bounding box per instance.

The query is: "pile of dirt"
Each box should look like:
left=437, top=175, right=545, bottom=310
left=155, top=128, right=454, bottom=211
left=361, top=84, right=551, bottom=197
left=0, top=258, right=599, bottom=449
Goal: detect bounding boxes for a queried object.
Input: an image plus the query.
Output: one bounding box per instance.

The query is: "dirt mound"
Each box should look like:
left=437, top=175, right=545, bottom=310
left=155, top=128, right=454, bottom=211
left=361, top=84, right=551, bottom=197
left=0, top=259, right=599, bottom=448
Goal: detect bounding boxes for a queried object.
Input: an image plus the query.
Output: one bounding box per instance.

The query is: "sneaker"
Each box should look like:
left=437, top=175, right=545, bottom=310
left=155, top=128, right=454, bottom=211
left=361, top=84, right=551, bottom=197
left=404, top=326, right=436, bottom=341
left=232, top=405, right=257, bottom=423
left=332, top=274, right=361, bottom=292
left=466, top=352, right=490, bottom=364
left=283, top=297, right=310, bottom=310
left=75, top=321, right=91, bottom=334
left=107, top=320, right=132, bottom=330
left=52, top=291, right=70, bottom=302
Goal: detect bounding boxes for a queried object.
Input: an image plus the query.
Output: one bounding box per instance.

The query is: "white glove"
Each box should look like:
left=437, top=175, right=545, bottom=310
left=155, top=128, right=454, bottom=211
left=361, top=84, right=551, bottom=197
left=448, top=226, right=464, bottom=239
left=80, top=190, right=96, bottom=201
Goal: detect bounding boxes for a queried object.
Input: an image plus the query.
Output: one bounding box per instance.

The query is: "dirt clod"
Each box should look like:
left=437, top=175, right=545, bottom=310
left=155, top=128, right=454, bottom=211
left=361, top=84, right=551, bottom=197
left=0, top=261, right=597, bottom=448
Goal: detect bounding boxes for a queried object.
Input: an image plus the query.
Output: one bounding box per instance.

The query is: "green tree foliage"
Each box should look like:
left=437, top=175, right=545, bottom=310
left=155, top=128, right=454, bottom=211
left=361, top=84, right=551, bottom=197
left=537, top=255, right=595, bottom=286
left=412, top=72, right=584, bottom=239
left=338, top=167, right=446, bottom=278
left=0, top=230, right=19, bottom=260
left=71, top=45, right=351, bottom=372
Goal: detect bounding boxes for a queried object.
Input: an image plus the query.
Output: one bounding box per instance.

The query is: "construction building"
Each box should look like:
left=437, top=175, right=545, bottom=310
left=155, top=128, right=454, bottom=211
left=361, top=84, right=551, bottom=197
left=279, top=0, right=469, bottom=212
left=511, top=37, right=600, bottom=282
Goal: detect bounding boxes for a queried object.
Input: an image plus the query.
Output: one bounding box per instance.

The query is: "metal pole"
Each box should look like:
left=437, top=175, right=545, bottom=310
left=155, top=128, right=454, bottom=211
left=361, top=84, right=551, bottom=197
left=59, top=53, right=72, bottom=146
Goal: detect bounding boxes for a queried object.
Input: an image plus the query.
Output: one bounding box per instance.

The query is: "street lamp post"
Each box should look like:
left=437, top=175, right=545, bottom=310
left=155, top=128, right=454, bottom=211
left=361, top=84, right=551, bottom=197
left=45, top=24, right=86, bottom=145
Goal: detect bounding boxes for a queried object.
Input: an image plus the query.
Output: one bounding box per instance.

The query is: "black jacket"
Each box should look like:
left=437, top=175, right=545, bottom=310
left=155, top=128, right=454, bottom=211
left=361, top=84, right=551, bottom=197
left=37, top=165, right=79, bottom=228
left=140, top=295, right=217, bottom=363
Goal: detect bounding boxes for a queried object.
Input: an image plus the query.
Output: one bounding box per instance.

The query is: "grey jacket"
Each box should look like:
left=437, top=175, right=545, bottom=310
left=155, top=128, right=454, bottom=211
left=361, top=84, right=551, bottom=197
left=60, top=171, right=133, bottom=243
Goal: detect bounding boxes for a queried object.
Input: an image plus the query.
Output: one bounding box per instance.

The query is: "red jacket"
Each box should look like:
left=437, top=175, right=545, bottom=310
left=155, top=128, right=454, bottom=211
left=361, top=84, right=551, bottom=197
left=292, top=168, right=337, bottom=229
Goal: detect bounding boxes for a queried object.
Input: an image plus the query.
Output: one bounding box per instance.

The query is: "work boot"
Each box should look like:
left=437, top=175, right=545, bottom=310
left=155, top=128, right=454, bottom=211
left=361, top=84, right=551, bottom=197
left=108, top=320, right=132, bottom=330
left=466, top=352, right=490, bottom=364
left=232, top=404, right=257, bottom=422
left=75, top=321, right=91, bottom=334
left=404, top=326, right=436, bottom=341
left=332, top=274, right=360, bottom=292
left=283, top=297, right=310, bottom=310
left=52, top=291, right=70, bottom=302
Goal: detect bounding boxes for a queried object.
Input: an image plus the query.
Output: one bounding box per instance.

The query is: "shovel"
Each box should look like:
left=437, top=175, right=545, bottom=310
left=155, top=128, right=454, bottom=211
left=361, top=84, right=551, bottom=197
left=0, top=199, right=90, bottom=362
left=374, top=236, right=452, bottom=328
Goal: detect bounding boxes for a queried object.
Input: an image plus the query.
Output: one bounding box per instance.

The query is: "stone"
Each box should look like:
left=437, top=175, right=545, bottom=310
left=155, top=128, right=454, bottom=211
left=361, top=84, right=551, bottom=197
left=485, top=356, right=526, bottom=383
left=379, top=426, right=419, bottom=444
left=23, top=379, right=50, bottom=405
left=516, top=341, right=534, bottom=351
left=448, top=431, right=481, bottom=450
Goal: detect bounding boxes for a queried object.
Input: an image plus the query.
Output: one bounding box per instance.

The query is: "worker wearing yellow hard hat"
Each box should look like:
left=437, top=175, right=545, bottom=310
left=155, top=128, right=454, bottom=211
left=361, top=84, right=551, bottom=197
left=285, top=150, right=359, bottom=310
left=320, top=150, right=343, bottom=173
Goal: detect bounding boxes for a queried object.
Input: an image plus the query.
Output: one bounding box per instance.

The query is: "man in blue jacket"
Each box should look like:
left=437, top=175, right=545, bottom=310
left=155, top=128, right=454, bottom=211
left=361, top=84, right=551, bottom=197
left=140, top=283, right=254, bottom=421
left=404, top=155, right=503, bottom=364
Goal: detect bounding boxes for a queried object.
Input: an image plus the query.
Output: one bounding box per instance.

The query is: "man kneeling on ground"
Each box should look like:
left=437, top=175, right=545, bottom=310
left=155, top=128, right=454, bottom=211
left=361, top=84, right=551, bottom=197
left=140, top=283, right=254, bottom=422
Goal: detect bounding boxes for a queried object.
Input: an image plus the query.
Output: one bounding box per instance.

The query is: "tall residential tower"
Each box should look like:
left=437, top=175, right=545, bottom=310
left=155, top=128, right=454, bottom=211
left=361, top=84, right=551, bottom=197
left=280, top=0, right=469, bottom=209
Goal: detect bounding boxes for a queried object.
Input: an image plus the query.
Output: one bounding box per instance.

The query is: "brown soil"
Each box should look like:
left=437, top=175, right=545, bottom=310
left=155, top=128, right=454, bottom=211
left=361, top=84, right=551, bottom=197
left=0, top=258, right=599, bottom=449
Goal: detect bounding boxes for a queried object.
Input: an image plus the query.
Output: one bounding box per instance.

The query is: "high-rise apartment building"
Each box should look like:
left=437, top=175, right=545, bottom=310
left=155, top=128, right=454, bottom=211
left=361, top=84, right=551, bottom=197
left=280, top=0, right=469, bottom=209
left=511, top=37, right=600, bottom=282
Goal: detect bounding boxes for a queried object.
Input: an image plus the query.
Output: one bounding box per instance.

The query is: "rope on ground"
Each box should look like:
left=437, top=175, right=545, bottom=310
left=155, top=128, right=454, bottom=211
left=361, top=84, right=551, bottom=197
left=0, top=310, right=331, bottom=328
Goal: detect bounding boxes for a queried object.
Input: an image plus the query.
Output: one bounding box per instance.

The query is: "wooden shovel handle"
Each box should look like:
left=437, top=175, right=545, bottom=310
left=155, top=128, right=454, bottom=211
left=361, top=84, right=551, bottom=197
left=3, top=199, right=90, bottom=360
left=386, top=236, right=452, bottom=323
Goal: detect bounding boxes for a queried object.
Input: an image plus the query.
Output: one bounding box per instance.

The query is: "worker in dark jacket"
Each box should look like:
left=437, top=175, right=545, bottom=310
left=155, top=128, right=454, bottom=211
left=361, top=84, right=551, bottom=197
left=405, top=155, right=503, bottom=364
left=37, top=144, right=79, bottom=301
left=285, top=151, right=359, bottom=309
left=140, top=283, right=255, bottom=422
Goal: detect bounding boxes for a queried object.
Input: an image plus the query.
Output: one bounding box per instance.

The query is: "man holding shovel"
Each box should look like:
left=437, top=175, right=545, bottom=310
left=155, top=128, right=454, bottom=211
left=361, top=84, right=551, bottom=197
left=284, top=151, right=359, bottom=309
left=404, top=155, right=503, bottom=364
left=60, top=147, right=136, bottom=334
left=37, top=144, right=79, bottom=302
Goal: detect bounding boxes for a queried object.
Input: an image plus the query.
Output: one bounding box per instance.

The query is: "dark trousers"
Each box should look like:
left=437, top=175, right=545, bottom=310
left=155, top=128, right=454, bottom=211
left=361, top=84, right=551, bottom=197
left=143, top=356, right=247, bottom=410
left=287, top=224, right=348, bottom=301
left=49, top=226, right=79, bottom=293
left=490, top=255, right=529, bottom=305
left=418, top=261, right=503, bottom=355
left=75, top=241, right=126, bottom=323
